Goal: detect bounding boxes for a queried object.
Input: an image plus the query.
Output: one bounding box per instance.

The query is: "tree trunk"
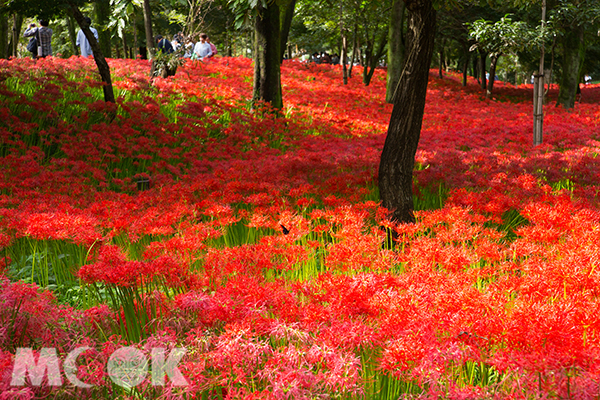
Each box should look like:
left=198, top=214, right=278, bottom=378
left=69, top=5, right=115, bottom=104
left=557, top=25, right=585, bottom=109
left=438, top=38, right=445, bottom=79
left=342, top=33, right=348, bottom=84
left=486, top=53, right=500, bottom=98
left=66, top=15, right=79, bottom=56
left=279, top=0, right=296, bottom=61
left=253, top=2, right=283, bottom=110
left=95, top=0, right=112, bottom=58
left=340, top=2, right=348, bottom=84
left=142, top=0, right=154, bottom=59
left=386, top=0, right=406, bottom=103
left=122, top=35, right=128, bottom=59
left=0, top=14, right=8, bottom=60
left=8, top=14, right=22, bottom=58
left=348, top=24, right=358, bottom=78
left=133, top=10, right=139, bottom=58
left=363, top=31, right=387, bottom=86
left=378, top=0, right=436, bottom=225
left=462, top=43, right=469, bottom=86
left=479, top=50, right=487, bottom=91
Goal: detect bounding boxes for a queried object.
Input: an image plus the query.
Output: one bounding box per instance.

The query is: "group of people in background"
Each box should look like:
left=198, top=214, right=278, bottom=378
left=24, top=17, right=97, bottom=59
left=311, top=52, right=340, bottom=65
left=154, top=31, right=217, bottom=61
left=156, top=31, right=217, bottom=61
left=24, top=18, right=217, bottom=62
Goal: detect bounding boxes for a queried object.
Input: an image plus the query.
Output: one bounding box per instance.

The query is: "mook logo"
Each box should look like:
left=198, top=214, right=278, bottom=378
left=11, top=347, right=188, bottom=388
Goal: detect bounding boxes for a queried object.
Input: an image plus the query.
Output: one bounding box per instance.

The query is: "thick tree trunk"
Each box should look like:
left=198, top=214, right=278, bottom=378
left=142, top=0, right=154, bottom=59
left=378, top=0, right=436, bottom=224
left=66, top=16, right=78, bottom=56
left=557, top=25, right=585, bottom=109
left=486, top=53, right=500, bottom=98
left=253, top=2, right=283, bottom=110
left=69, top=5, right=115, bottom=104
left=386, top=0, right=405, bottom=103
left=279, top=0, right=296, bottom=61
left=95, top=0, right=112, bottom=58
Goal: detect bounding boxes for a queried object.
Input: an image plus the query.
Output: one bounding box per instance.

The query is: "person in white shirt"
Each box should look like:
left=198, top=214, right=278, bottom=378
left=76, top=17, right=99, bottom=58
left=193, top=34, right=212, bottom=60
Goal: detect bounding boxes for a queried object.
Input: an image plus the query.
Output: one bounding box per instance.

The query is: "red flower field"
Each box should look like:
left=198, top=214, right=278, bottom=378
left=0, top=55, right=600, bottom=399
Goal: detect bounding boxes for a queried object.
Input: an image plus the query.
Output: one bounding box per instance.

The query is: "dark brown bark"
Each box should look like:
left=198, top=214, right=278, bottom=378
left=378, top=0, right=436, bottom=224
left=8, top=14, right=22, bottom=58
left=279, top=0, right=296, bottom=61
left=462, top=43, right=469, bottom=87
left=253, top=2, right=283, bottom=110
left=0, top=14, right=8, bottom=60
left=478, top=50, right=487, bottom=91
left=557, top=25, right=585, bottom=109
left=95, top=0, right=112, bottom=58
left=386, top=0, right=405, bottom=103
left=363, top=30, right=387, bottom=86
left=142, top=0, right=154, bottom=59
left=69, top=5, right=115, bottom=104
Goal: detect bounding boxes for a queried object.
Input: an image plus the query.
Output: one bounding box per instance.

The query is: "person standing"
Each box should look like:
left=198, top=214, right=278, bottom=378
left=155, top=35, right=174, bottom=54
left=76, top=17, right=98, bottom=58
left=24, top=19, right=53, bottom=58
left=193, top=34, right=212, bottom=60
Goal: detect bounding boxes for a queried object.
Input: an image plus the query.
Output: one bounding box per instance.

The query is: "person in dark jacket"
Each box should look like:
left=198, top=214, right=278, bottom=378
left=155, top=35, right=174, bottom=54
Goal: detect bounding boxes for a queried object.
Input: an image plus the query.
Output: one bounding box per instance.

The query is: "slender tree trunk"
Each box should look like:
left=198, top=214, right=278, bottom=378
left=0, top=14, right=8, bottom=60
left=9, top=14, right=22, bottom=58
left=386, top=0, right=405, bottom=103
left=438, top=38, right=445, bottom=79
left=95, top=0, right=112, bottom=57
left=279, top=0, right=296, bottom=61
left=364, top=32, right=387, bottom=86
left=142, top=0, right=154, bottom=59
left=486, top=53, right=500, bottom=98
left=462, top=43, right=469, bottom=86
left=253, top=2, right=283, bottom=110
left=557, top=25, right=585, bottom=109
left=342, top=33, right=348, bottom=84
left=534, top=0, right=547, bottom=146
left=122, top=35, right=128, bottom=59
left=479, top=50, right=487, bottom=91
left=362, top=36, right=372, bottom=84
left=340, top=3, right=348, bottom=85
left=133, top=10, right=139, bottom=58
left=69, top=5, right=115, bottom=104
left=379, top=0, right=436, bottom=224
left=66, top=16, right=79, bottom=56
left=348, top=24, right=358, bottom=78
